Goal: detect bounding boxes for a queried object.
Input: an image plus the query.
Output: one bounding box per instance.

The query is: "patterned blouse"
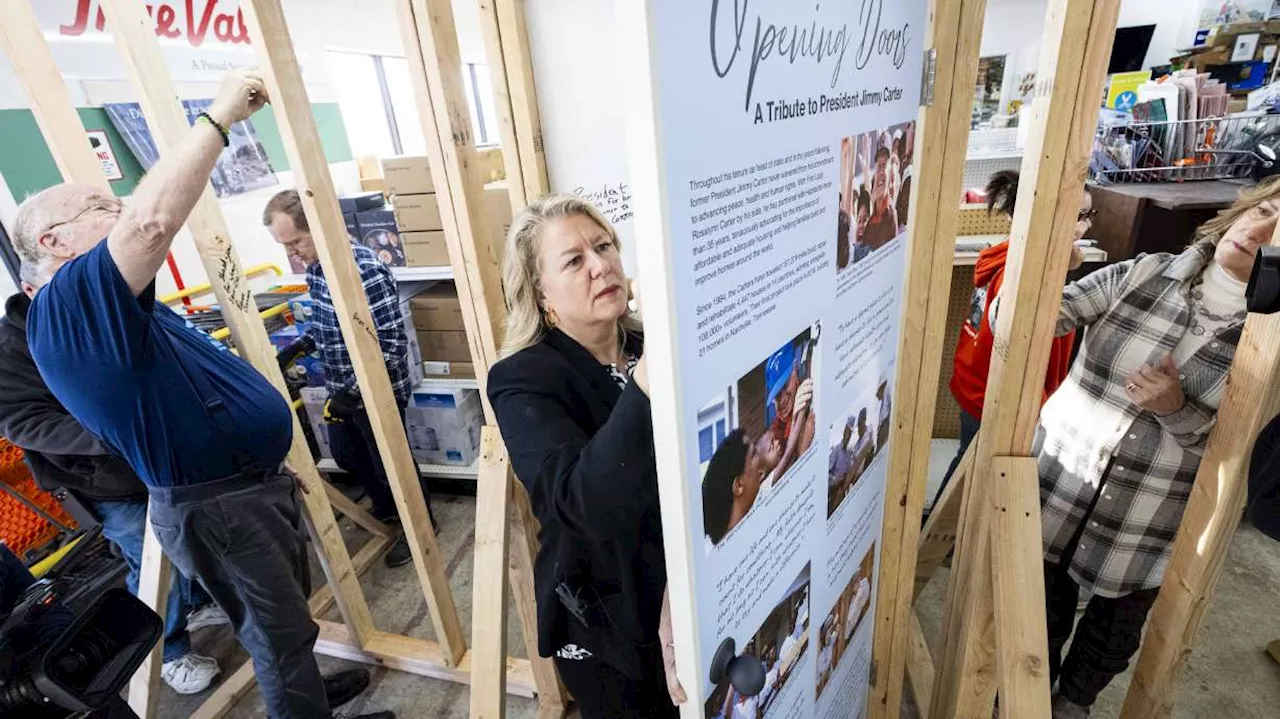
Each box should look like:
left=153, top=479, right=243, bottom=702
left=1036, top=242, right=1242, bottom=598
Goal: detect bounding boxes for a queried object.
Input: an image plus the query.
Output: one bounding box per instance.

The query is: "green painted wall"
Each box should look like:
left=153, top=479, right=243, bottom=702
left=0, top=102, right=352, bottom=202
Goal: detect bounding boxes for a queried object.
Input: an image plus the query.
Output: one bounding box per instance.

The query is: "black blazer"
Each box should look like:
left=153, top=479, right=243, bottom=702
left=487, top=328, right=666, bottom=678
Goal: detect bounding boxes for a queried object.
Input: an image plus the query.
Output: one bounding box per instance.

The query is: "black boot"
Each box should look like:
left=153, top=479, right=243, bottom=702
left=324, top=668, right=371, bottom=708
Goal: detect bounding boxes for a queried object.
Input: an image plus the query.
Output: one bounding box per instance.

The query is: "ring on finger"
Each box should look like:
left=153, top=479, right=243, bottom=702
left=1126, top=382, right=1138, bottom=392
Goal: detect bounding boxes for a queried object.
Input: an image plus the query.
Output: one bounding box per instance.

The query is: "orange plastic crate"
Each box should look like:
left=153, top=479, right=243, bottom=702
left=0, top=440, right=77, bottom=559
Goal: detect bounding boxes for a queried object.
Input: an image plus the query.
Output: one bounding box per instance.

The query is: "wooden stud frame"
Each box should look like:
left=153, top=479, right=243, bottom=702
left=2, top=0, right=561, bottom=716
left=928, top=0, right=1122, bottom=716
left=866, top=0, right=987, bottom=714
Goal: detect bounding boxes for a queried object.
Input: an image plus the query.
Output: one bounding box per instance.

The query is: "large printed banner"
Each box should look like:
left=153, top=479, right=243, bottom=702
left=630, top=1, right=927, bottom=716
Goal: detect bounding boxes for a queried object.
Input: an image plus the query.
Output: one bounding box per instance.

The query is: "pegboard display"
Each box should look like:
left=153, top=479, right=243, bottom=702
left=956, top=205, right=1012, bottom=236
left=962, top=155, right=1023, bottom=195
left=933, top=264, right=978, bottom=440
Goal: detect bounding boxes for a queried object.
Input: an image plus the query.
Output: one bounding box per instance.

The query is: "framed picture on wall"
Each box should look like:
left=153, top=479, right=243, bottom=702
left=974, top=54, right=1008, bottom=128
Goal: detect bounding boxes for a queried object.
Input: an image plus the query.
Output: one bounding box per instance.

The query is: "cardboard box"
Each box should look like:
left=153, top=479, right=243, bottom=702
left=422, top=361, right=476, bottom=379
left=402, top=231, right=450, bottom=267
left=354, top=208, right=406, bottom=267
left=416, top=330, right=471, bottom=363
left=381, top=155, right=435, bottom=195
left=404, top=389, right=483, bottom=465
left=343, top=212, right=359, bottom=243
left=339, top=192, right=385, bottom=214
left=393, top=193, right=443, bottom=232
left=409, top=282, right=465, bottom=332
left=484, top=182, right=513, bottom=260
left=360, top=177, right=388, bottom=193
left=300, top=386, right=333, bottom=459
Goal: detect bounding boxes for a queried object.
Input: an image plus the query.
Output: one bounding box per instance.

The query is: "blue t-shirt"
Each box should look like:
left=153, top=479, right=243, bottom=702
left=27, top=242, right=292, bottom=487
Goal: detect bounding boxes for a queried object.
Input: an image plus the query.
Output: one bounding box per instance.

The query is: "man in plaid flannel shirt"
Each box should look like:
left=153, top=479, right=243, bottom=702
left=993, top=180, right=1279, bottom=718
left=265, top=190, right=435, bottom=569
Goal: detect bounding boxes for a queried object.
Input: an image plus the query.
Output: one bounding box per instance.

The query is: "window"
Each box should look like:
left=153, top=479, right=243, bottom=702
left=326, top=49, right=499, bottom=159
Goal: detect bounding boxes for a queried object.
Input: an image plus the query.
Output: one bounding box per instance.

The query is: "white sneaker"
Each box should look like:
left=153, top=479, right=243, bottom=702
left=186, top=604, right=230, bottom=632
left=161, top=653, right=220, bottom=695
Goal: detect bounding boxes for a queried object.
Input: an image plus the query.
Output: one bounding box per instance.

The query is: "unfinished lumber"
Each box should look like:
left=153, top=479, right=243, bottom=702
left=324, top=482, right=394, bottom=539
left=240, top=0, right=466, bottom=665
left=470, top=427, right=513, bottom=719
left=929, top=0, right=1122, bottom=716
left=495, top=0, right=549, bottom=199
left=865, top=0, right=985, bottom=714
left=0, top=0, right=108, bottom=190
left=915, top=439, right=976, bottom=600
left=990, top=456, right=1051, bottom=718
left=1120, top=259, right=1280, bottom=717
left=126, top=514, right=171, bottom=719
left=395, top=0, right=505, bottom=388
left=905, top=611, right=936, bottom=717
left=476, top=0, right=527, bottom=211
left=311, top=619, right=538, bottom=698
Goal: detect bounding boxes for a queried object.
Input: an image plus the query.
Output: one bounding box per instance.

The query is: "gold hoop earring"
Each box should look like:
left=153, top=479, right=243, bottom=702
left=545, top=308, right=559, bottom=327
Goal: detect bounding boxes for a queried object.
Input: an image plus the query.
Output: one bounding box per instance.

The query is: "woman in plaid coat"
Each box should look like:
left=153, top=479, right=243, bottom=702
left=1034, top=178, right=1280, bottom=718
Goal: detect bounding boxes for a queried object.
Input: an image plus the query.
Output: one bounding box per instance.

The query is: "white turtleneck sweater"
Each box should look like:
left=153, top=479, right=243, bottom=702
left=1172, top=263, right=1246, bottom=367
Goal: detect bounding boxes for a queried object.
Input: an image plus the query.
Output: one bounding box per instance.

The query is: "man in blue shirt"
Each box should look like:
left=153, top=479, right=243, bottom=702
left=264, top=190, right=437, bottom=569
left=13, top=72, right=390, bottom=719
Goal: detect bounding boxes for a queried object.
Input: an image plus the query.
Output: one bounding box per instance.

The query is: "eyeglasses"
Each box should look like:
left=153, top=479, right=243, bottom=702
left=43, top=198, right=122, bottom=236
left=1077, top=209, right=1098, bottom=223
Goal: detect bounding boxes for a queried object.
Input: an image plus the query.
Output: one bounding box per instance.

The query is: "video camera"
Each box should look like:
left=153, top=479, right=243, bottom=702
left=1246, top=245, right=1280, bottom=313
left=0, top=534, right=161, bottom=719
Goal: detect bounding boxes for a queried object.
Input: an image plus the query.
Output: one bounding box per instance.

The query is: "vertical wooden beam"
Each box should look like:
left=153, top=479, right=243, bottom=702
left=990, top=456, right=1051, bottom=718
left=0, top=0, right=107, bottom=190
left=510, top=483, right=568, bottom=715
left=494, top=0, right=549, bottom=199
left=127, top=510, right=170, bottom=718
left=240, top=0, right=466, bottom=665
left=476, top=0, right=527, bottom=211
left=1120, top=260, right=1280, bottom=716
left=866, top=0, right=984, bottom=714
left=929, top=0, right=1121, bottom=716
left=469, top=427, right=512, bottom=719
left=395, top=0, right=505, bottom=387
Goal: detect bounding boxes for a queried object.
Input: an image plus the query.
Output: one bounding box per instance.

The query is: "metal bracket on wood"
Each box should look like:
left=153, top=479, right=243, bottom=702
left=920, top=48, right=938, bottom=107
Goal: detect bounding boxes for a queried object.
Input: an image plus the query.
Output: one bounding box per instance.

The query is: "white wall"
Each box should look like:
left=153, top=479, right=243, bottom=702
left=0, top=0, right=485, bottom=297
left=982, top=0, right=1203, bottom=106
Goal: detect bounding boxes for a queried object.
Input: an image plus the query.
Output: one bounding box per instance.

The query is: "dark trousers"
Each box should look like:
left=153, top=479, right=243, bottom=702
left=149, top=473, right=329, bottom=719
left=90, top=497, right=210, bottom=662
left=1044, top=560, right=1159, bottom=706
left=328, top=404, right=433, bottom=523
left=554, top=645, right=678, bottom=719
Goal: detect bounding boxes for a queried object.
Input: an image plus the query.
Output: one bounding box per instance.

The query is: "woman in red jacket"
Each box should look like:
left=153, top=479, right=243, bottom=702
left=935, top=170, right=1093, bottom=503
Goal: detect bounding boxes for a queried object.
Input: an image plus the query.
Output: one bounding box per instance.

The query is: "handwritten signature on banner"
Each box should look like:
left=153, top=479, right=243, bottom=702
left=573, top=183, right=634, bottom=226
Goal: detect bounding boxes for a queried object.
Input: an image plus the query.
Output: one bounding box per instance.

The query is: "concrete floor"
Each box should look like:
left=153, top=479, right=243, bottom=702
left=152, top=454, right=1280, bottom=719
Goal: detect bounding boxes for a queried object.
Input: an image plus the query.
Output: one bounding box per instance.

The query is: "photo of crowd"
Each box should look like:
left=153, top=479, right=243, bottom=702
left=699, top=324, right=821, bottom=550
left=835, top=121, right=916, bottom=271
left=816, top=545, right=877, bottom=698
left=705, top=564, right=811, bottom=719
left=827, top=377, right=893, bottom=517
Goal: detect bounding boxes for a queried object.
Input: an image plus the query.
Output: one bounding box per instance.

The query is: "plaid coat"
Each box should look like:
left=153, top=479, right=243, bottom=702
left=1035, top=241, right=1241, bottom=598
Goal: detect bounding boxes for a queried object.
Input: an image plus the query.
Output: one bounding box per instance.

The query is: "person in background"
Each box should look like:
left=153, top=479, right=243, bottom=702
left=862, top=146, right=899, bottom=250
left=935, top=170, right=1091, bottom=509
left=1027, top=177, right=1279, bottom=718
left=0, top=286, right=228, bottom=695
left=702, top=426, right=798, bottom=545
left=486, top=194, right=683, bottom=717
left=265, top=189, right=438, bottom=569
left=853, top=187, right=873, bottom=264
left=875, top=379, right=892, bottom=451
left=836, top=201, right=851, bottom=270
left=895, top=131, right=913, bottom=229
left=14, top=71, right=388, bottom=719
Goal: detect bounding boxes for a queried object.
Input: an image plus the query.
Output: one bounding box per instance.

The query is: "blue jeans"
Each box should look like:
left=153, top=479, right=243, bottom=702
left=933, top=409, right=981, bottom=511
left=92, top=498, right=206, bottom=662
